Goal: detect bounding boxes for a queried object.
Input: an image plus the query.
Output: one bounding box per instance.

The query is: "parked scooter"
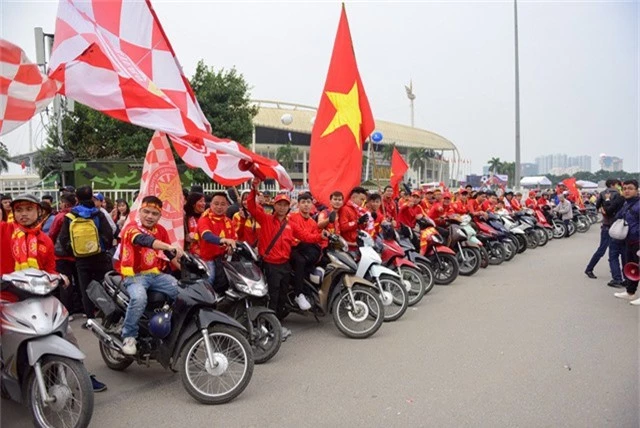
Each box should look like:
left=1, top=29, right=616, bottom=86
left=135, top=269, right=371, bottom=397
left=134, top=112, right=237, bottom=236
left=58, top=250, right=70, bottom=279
left=395, top=229, right=437, bottom=293
left=1, top=269, right=94, bottom=428
left=355, top=230, right=409, bottom=322
left=86, top=253, right=254, bottom=404
left=280, top=234, right=385, bottom=339
left=218, top=242, right=281, bottom=364
left=441, top=215, right=482, bottom=276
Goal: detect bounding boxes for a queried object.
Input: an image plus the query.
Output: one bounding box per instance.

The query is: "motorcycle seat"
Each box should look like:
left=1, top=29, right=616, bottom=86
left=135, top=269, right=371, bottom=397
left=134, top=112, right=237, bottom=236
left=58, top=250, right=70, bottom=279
left=104, top=271, right=168, bottom=304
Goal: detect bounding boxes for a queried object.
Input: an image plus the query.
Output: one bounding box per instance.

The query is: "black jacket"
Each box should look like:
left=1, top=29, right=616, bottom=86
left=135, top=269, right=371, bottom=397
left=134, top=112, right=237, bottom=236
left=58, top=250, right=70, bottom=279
left=596, top=188, right=624, bottom=226
left=55, top=201, right=114, bottom=258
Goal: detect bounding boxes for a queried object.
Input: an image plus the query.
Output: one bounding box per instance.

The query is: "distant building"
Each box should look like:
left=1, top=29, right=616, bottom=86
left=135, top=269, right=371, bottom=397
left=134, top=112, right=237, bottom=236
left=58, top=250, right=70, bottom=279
left=568, top=155, right=591, bottom=172
left=599, top=155, right=623, bottom=172
left=535, top=153, right=591, bottom=175
left=465, top=174, right=483, bottom=188
left=520, top=163, right=538, bottom=176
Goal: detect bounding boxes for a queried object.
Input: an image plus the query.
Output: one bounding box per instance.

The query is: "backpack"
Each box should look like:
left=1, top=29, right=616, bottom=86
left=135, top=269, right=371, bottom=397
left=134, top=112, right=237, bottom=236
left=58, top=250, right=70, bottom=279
left=66, top=212, right=101, bottom=257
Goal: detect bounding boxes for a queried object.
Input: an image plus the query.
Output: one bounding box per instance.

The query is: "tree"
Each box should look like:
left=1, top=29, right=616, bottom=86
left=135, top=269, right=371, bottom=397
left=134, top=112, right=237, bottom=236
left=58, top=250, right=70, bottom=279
left=276, top=141, right=299, bottom=171
left=408, top=148, right=427, bottom=182
left=190, top=60, right=258, bottom=147
left=382, top=143, right=396, bottom=161
left=487, top=157, right=502, bottom=174
left=0, top=142, right=9, bottom=173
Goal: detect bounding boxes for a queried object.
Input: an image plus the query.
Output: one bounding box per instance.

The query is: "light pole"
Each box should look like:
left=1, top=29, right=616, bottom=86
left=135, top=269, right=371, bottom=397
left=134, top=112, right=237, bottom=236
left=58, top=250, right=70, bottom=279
left=405, top=80, right=415, bottom=127
left=514, top=0, right=522, bottom=190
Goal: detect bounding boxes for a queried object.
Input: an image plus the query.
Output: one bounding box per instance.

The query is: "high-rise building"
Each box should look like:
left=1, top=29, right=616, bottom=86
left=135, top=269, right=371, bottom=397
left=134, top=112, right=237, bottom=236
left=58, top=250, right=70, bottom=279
left=535, top=153, right=591, bottom=174
left=568, top=155, right=591, bottom=172
left=520, top=163, right=538, bottom=176
left=599, top=155, right=623, bottom=172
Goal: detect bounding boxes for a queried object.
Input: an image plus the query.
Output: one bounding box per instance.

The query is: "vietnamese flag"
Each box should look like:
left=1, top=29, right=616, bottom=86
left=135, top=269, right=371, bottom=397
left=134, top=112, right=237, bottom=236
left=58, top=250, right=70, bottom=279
left=309, top=4, right=375, bottom=205
left=390, top=148, right=408, bottom=197
left=562, top=177, right=585, bottom=209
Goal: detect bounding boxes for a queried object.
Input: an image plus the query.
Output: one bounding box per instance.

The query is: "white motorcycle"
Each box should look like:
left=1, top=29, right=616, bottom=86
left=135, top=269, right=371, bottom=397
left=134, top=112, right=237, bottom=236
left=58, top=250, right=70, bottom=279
left=354, top=230, right=409, bottom=322
left=1, top=269, right=94, bottom=428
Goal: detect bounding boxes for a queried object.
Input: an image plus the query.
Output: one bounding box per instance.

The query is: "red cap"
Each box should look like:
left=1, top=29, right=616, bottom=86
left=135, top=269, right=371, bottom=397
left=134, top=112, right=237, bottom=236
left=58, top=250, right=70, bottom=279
left=443, top=192, right=452, bottom=199
left=273, top=193, right=291, bottom=204
left=411, top=191, right=421, bottom=197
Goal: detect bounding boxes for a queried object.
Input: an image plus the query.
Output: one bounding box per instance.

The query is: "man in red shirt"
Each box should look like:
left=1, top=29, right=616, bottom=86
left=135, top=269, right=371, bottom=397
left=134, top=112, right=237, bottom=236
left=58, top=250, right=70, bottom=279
left=525, top=191, right=538, bottom=209
left=428, top=192, right=456, bottom=226
left=247, top=180, right=295, bottom=328
left=339, top=187, right=371, bottom=249
left=382, top=186, right=397, bottom=222
left=289, top=192, right=328, bottom=310
left=420, top=190, right=434, bottom=213
left=118, top=196, right=185, bottom=355
left=452, top=190, right=470, bottom=215
left=504, top=191, right=522, bottom=213
left=197, top=192, right=237, bottom=293
left=318, top=191, right=344, bottom=237
left=397, top=191, right=425, bottom=228
left=482, top=192, right=498, bottom=213
left=366, top=193, right=384, bottom=238
left=467, top=191, right=488, bottom=218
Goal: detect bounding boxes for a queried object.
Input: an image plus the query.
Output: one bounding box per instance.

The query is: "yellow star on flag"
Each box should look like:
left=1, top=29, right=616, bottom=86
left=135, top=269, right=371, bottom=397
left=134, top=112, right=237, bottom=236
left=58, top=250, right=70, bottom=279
left=321, top=82, right=363, bottom=148
left=158, top=175, right=182, bottom=212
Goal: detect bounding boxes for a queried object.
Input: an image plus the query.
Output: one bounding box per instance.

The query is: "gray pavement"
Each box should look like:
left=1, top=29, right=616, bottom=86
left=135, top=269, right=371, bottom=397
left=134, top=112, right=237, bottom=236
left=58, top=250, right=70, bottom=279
left=2, top=227, right=638, bottom=427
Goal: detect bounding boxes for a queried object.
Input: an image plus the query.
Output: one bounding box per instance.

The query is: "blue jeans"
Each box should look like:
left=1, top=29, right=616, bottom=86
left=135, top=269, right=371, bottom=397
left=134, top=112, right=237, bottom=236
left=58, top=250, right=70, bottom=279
left=205, top=260, right=216, bottom=286
left=609, top=239, right=624, bottom=282
left=586, top=226, right=611, bottom=272
left=121, top=273, right=179, bottom=339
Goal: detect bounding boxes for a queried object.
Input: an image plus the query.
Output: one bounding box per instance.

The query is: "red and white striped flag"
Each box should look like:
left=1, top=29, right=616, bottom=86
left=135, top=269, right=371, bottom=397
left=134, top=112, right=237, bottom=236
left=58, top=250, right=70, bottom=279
left=48, top=0, right=292, bottom=188
left=0, top=39, right=58, bottom=136
left=125, top=131, right=185, bottom=248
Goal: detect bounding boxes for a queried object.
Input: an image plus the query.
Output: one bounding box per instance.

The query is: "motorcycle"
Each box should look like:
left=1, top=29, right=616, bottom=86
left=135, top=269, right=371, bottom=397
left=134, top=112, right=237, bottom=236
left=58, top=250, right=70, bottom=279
left=218, top=242, right=281, bottom=364
left=85, top=253, right=254, bottom=404
left=472, top=217, right=507, bottom=265
left=395, top=229, right=437, bottom=293
left=1, top=269, right=94, bottom=428
left=572, top=205, right=591, bottom=233
left=441, top=216, right=482, bottom=276
left=355, top=230, right=409, bottom=322
left=281, top=234, right=385, bottom=339
left=378, top=223, right=427, bottom=306
left=459, top=214, right=490, bottom=268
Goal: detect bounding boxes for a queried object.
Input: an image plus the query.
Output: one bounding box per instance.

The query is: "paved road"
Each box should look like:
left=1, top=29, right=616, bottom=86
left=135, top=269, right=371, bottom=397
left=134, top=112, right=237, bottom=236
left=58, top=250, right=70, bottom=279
left=2, top=227, right=638, bottom=427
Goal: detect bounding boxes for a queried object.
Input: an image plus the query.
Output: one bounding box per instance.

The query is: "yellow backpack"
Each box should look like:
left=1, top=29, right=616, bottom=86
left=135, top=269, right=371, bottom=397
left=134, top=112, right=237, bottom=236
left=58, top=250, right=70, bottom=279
left=66, top=213, right=101, bottom=257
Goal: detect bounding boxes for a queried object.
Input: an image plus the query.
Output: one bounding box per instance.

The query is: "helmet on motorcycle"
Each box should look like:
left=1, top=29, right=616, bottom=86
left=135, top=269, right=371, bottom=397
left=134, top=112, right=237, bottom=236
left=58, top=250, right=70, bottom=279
left=149, top=312, right=172, bottom=338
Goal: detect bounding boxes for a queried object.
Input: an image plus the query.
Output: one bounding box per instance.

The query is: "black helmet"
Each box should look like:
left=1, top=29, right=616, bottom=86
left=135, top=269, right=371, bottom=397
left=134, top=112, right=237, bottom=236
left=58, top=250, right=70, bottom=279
left=10, top=194, right=40, bottom=208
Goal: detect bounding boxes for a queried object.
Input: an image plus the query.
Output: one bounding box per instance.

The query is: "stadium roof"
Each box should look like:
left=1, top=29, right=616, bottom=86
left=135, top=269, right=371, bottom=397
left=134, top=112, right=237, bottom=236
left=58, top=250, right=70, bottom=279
left=251, top=100, right=457, bottom=152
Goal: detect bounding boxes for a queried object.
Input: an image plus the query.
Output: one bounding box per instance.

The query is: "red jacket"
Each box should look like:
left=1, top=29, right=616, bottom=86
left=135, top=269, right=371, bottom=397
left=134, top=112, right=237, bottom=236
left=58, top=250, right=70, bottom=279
left=382, top=197, right=397, bottom=221
left=525, top=198, right=537, bottom=209
left=397, top=204, right=424, bottom=228
left=247, top=189, right=294, bottom=264
left=1, top=222, right=56, bottom=275
left=338, top=203, right=361, bottom=244
left=510, top=198, right=522, bottom=211
left=289, top=212, right=323, bottom=246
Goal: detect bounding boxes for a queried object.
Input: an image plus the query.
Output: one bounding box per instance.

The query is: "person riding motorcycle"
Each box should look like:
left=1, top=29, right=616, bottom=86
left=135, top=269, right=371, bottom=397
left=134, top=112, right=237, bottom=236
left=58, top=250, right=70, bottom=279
left=339, top=186, right=372, bottom=250
left=525, top=191, right=539, bottom=209
left=382, top=186, right=398, bottom=222
left=317, top=190, right=344, bottom=237
left=118, top=196, right=185, bottom=355
left=366, top=193, right=384, bottom=238
left=505, top=191, right=522, bottom=213
left=428, top=192, right=456, bottom=227
left=398, top=191, right=426, bottom=229
left=451, top=190, right=470, bottom=215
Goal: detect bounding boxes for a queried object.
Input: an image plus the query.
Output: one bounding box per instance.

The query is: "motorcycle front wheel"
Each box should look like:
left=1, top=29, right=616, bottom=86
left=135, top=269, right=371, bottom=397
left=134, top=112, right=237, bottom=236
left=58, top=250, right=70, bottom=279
left=399, top=266, right=426, bottom=306
left=432, top=253, right=460, bottom=285
left=27, top=355, right=94, bottom=428
left=553, top=221, right=567, bottom=239
left=457, top=247, right=481, bottom=276
left=414, top=261, right=435, bottom=294
left=536, top=228, right=549, bottom=247
left=373, top=274, right=408, bottom=322
left=180, top=325, right=254, bottom=404
left=545, top=227, right=554, bottom=241
left=332, top=285, right=384, bottom=339
left=503, top=239, right=518, bottom=262
left=576, top=216, right=590, bottom=233
left=488, top=242, right=505, bottom=265
left=238, top=311, right=282, bottom=364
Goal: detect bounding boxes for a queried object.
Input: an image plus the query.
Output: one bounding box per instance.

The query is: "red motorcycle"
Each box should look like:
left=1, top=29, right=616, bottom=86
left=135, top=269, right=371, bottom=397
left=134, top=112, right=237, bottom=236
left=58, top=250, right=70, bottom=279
left=379, top=224, right=428, bottom=306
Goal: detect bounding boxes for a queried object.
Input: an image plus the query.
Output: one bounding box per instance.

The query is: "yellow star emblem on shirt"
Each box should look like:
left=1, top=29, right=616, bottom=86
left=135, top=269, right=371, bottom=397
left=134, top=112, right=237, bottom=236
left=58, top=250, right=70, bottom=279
left=321, top=82, right=363, bottom=149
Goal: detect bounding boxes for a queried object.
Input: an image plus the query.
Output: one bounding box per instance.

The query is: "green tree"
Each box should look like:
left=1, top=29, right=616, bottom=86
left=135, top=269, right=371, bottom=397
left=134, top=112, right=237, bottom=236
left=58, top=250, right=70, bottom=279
left=487, top=157, right=502, bottom=174
left=0, top=142, right=9, bottom=172
left=382, top=143, right=396, bottom=161
left=276, top=141, right=299, bottom=171
left=190, top=60, right=258, bottom=147
left=408, top=148, right=427, bottom=182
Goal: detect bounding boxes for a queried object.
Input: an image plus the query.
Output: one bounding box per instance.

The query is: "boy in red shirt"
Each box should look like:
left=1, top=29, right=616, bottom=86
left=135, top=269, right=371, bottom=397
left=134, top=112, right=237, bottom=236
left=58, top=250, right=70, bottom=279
left=197, top=192, right=237, bottom=292
left=366, top=193, right=384, bottom=238
left=339, top=187, right=371, bottom=249
left=318, top=191, right=344, bottom=237
left=118, top=196, right=185, bottom=355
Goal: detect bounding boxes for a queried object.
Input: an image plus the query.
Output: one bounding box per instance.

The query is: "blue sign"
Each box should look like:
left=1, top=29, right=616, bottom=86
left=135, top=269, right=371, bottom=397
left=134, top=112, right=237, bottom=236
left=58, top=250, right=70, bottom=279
left=371, top=131, right=383, bottom=143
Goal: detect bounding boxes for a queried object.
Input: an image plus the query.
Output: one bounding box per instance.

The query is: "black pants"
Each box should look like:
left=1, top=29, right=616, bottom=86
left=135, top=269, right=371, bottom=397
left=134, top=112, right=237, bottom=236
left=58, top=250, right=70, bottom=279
left=54, top=259, right=83, bottom=314
left=624, top=241, right=640, bottom=295
left=263, top=262, right=291, bottom=313
left=76, top=253, right=113, bottom=318
left=290, top=243, right=321, bottom=295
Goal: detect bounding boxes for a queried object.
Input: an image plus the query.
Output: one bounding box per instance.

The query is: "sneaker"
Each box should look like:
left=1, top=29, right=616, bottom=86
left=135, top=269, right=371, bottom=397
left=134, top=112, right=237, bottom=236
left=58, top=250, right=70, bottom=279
left=281, top=327, right=292, bottom=341
left=608, top=280, right=625, bottom=289
left=295, top=293, right=311, bottom=311
left=81, top=318, right=95, bottom=330
left=585, top=271, right=597, bottom=279
left=68, top=315, right=75, bottom=322
left=122, top=337, right=137, bottom=355
left=614, top=291, right=636, bottom=300
left=90, top=375, right=107, bottom=392
left=630, top=297, right=640, bottom=306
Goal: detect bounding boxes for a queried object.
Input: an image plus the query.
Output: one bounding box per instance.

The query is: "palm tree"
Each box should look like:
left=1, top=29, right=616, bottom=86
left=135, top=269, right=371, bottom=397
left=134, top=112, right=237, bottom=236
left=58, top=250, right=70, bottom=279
left=382, top=143, right=396, bottom=161
left=0, top=142, right=10, bottom=173
left=409, top=148, right=428, bottom=182
left=276, top=141, right=299, bottom=172
left=487, top=157, right=502, bottom=174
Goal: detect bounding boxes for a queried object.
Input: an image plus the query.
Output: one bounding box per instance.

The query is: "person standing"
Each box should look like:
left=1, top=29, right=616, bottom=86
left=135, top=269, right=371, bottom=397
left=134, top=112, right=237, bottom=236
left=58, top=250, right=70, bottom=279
left=585, top=179, right=625, bottom=283
left=612, top=180, right=640, bottom=303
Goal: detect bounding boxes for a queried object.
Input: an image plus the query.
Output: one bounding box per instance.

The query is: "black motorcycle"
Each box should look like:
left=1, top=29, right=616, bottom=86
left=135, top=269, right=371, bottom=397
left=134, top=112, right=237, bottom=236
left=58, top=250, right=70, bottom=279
left=86, top=252, right=254, bottom=404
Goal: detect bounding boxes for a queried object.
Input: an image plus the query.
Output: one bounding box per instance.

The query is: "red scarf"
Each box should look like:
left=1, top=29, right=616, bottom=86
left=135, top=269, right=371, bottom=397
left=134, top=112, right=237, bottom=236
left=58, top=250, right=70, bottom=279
left=11, top=224, right=41, bottom=270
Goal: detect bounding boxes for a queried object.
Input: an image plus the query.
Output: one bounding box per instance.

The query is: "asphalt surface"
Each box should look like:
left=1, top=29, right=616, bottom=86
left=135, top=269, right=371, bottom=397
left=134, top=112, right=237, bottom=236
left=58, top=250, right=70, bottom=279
left=2, top=226, right=638, bottom=427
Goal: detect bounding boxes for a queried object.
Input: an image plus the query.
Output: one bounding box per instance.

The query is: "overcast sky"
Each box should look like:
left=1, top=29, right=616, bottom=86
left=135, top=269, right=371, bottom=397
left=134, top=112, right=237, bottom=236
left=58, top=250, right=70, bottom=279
left=1, top=0, right=638, bottom=174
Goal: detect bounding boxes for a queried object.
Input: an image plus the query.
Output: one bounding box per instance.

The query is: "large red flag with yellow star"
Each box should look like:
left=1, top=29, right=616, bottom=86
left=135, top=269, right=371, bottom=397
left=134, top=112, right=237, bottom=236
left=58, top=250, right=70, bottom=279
left=309, top=4, right=375, bottom=205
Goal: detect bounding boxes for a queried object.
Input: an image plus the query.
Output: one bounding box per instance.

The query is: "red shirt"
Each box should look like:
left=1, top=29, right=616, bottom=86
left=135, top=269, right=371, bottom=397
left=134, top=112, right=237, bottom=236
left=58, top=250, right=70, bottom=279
left=537, top=197, right=547, bottom=207
left=481, top=200, right=494, bottom=213
left=247, top=189, right=294, bottom=264
left=428, top=203, right=455, bottom=226
left=382, top=197, right=397, bottom=221
left=186, top=215, right=201, bottom=257
left=198, top=212, right=236, bottom=261
left=233, top=212, right=260, bottom=247
left=397, top=204, right=424, bottom=228
left=118, top=223, right=170, bottom=277
left=338, top=203, right=362, bottom=245
left=0, top=222, right=56, bottom=275
left=289, top=212, right=323, bottom=246
left=525, top=198, right=537, bottom=209
left=451, top=200, right=468, bottom=215
left=510, top=198, right=522, bottom=212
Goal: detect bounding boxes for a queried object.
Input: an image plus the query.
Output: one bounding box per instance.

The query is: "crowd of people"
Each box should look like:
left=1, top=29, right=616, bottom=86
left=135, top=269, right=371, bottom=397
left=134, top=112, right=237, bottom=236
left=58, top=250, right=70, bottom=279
left=1, top=177, right=638, bottom=394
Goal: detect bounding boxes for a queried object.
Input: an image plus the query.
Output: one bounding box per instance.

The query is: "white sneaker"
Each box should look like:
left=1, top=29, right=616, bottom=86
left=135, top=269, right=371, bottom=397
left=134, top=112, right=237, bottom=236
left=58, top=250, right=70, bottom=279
left=614, top=292, right=636, bottom=300
left=122, top=337, right=137, bottom=355
left=630, top=297, right=640, bottom=306
left=295, top=293, right=311, bottom=311
left=281, top=327, right=292, bottom=341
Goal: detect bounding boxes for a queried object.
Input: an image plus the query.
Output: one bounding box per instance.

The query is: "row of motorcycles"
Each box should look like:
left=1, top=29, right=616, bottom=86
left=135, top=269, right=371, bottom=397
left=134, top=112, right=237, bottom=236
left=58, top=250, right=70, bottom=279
left=0, top=201, right=599, bottom=427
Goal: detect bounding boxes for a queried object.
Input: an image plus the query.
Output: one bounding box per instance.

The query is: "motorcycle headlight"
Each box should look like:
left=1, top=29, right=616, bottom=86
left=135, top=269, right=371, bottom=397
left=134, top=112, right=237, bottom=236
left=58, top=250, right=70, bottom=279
left=432, top=234, right=444, bottom=244
left=235, top=277, right=268, bottom=297
left=12, top=277, right=59, bottom=296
